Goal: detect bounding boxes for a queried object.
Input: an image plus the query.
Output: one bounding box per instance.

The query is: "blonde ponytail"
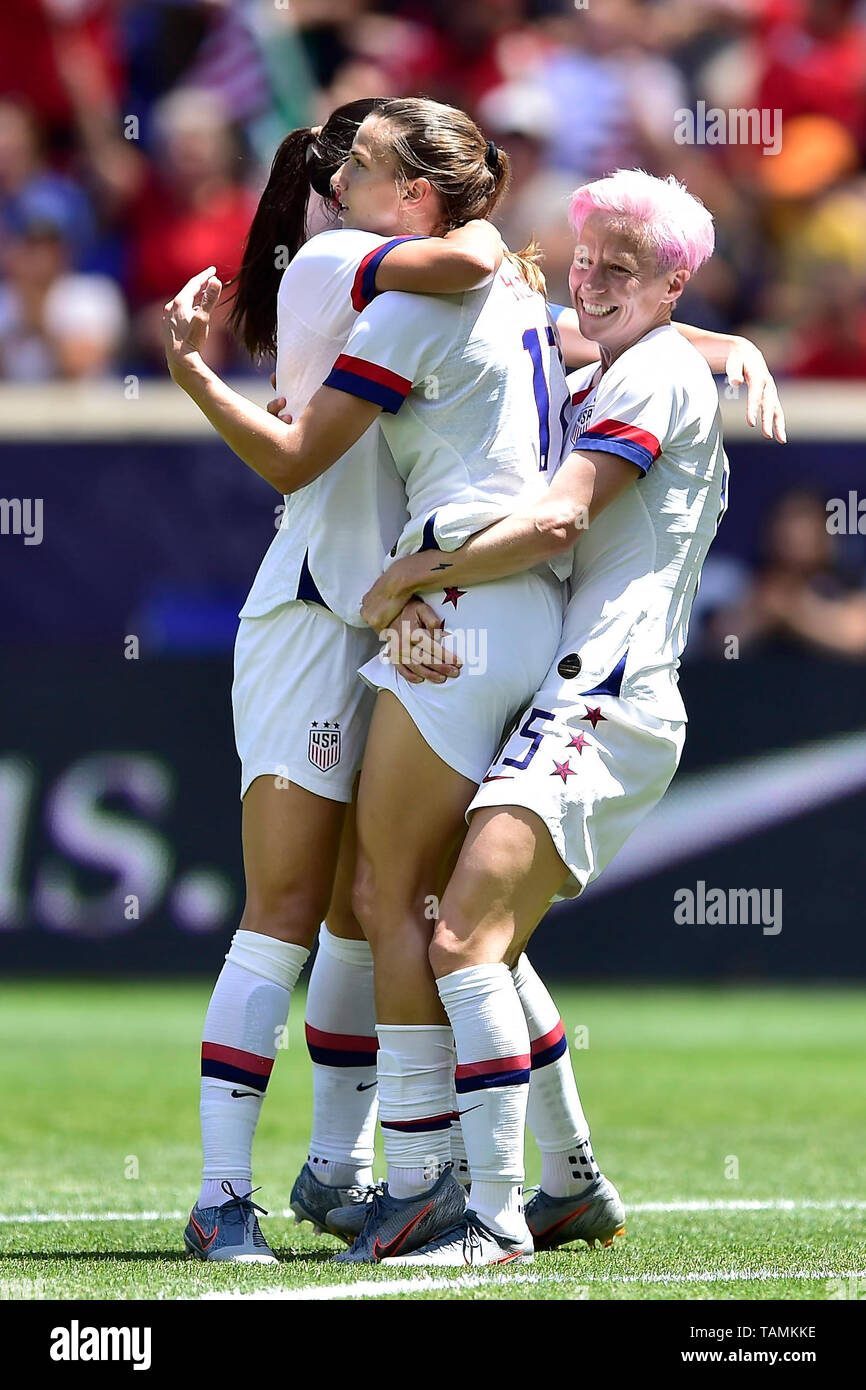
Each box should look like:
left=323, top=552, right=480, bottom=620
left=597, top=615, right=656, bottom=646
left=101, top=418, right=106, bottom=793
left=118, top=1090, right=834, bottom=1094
left=505, top=240, right=547, bottom=297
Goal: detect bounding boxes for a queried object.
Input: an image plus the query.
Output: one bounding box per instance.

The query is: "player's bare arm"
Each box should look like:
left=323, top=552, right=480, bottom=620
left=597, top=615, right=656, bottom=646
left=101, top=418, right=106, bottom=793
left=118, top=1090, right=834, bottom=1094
left=164, top=268, right=381, bottom=494
left=360, top=449, right=640, bottom=633
left=373, top=219, right=504, bottom=294
left=556, top=307, right=786, bottom=442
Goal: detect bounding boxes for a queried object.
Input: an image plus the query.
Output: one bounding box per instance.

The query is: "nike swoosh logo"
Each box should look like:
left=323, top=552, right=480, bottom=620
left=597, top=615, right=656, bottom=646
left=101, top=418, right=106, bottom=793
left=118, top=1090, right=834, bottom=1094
left=457, top=1104, right=483, bottom=1117
left=481, top=774, right=514, bottom=783
left=373, top=1201, right=434, bottom=1261
left=541, top=1201, right=591, bottom=1242
left=356, top=1081, right=377, bottom=1092
left=189, top=1213, right=219, bottom=1250
left=582, top=731, right=866, bottom=899
left=230, top=1090, right=258, bottom=1098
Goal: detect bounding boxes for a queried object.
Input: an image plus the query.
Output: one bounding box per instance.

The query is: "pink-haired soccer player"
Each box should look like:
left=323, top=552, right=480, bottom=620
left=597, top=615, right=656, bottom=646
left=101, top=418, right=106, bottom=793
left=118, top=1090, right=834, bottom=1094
left=358, top=169, right=783, bottom=1266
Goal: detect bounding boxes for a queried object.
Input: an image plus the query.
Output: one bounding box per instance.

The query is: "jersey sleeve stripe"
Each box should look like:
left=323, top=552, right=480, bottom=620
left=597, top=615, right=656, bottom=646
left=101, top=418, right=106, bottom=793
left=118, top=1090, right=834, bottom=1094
left=581, top=417, right=660, bottom=455
left=350, top=235, right=427, bottom=311
left=324, top=353, right=412, bottom=414
left=575, top=416, right=661, bottom=473
left=573, top=433, right=656, bottom=474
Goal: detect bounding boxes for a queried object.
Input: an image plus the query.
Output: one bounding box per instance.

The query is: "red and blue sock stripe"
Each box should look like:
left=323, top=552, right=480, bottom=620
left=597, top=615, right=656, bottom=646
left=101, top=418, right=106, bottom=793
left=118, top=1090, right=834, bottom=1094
left=201, top=1041, right=274, bottom=1091
left=305, top=1023, right=378, bottom=1069
left=380, top=1111, right=457, bottom=1134
left=530, top=1019, right=568, bottom=1070
left=455, top=1052, right=531, bottom=1093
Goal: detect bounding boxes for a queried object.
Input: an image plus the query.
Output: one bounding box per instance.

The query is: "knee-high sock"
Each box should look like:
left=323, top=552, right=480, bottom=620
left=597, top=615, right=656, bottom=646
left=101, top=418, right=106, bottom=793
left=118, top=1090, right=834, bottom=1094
left=449, top=1112, right=471, bottom=1190
left=511, top=952, right=600, bottom=1197
left=438, top=964, right=529, bottom=1240
left=447, top=1038, right=470, bottom=1188
left=199, top=929, right=308, bottom=1206
left=304, top=925, right=378, bottom=1188
left=377, top=1025, right=455, bottom=1199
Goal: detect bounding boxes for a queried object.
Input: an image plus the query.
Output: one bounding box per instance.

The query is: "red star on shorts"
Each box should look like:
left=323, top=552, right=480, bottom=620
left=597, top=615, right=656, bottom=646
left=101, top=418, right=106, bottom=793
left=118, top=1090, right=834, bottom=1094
left=581, top=705, right=607, bottom=729
left=442, top=586, right=466, bottom=609
left=567, top=732, right=590, bottom=753
left=551, top=759, right=576, bottom=783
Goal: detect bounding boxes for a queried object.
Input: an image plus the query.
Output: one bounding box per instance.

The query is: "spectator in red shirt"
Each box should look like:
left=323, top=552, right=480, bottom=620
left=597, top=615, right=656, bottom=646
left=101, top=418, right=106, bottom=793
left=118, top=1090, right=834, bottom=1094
left=0, top=0, right=122, bottom=144
left=126, top=88, right=256, bottom=369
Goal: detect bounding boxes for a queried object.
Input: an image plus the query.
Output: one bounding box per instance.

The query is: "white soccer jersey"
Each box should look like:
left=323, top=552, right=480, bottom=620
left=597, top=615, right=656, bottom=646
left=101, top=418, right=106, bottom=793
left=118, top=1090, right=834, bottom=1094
left=239, top=228, right=415, bottom=626
left=322, top=262, right=573, bottom=570
left=557, top=322, right=729, bottom=719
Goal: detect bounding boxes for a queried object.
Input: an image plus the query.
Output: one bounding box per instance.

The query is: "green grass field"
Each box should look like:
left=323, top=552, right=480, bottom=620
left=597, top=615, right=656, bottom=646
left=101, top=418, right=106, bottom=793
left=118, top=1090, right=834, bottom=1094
left=1, top=981, right=864, bottom=1302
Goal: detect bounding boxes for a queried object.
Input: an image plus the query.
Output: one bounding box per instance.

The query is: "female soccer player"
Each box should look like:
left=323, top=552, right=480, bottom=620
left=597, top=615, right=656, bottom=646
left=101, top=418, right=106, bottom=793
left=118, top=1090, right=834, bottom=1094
left=358, top=169, right=784, bottom=1267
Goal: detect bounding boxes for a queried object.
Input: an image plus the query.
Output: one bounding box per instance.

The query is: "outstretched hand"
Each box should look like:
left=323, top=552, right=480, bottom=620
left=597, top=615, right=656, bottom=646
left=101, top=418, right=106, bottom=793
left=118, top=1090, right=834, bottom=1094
left=163, top=267, right=223, bottom=376
left=725, top=339, right=786, bottom=443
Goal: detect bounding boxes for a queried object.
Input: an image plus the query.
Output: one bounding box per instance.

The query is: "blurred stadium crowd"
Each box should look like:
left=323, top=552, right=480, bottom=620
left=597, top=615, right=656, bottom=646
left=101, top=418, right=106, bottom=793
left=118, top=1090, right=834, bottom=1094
left=2, top=0, right=865, bottom=665
left=1, top=0, right=866, bottom=384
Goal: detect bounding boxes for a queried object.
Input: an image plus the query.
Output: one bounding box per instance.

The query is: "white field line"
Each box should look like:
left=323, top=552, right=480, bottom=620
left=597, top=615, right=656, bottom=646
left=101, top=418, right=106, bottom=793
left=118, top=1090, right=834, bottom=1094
left=198, top=1273, right=553, bottom=1300
left=2, top=1197, right=865, bottom=1225
left=196, top=1268, right=866, bottom=1300
left=630, top=1198, right=866, bottom=1213
left=593, top=1268, right=866, bottom=1286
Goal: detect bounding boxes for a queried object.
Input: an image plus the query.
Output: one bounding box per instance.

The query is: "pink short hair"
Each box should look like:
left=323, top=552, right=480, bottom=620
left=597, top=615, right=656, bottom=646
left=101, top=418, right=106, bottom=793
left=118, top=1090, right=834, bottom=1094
left=569, top=169, right=715, bottom=275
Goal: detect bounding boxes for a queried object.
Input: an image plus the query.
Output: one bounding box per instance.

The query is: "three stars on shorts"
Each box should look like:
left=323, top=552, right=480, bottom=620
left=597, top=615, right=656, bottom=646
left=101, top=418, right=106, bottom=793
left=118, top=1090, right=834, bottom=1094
left=551, top=708, right=603, bottom=781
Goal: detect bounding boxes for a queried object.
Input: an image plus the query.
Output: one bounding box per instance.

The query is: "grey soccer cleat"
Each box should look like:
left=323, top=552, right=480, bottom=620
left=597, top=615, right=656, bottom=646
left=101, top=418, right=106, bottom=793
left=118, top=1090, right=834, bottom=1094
left=325, top=1184, right=385, bottom=1244
left=525, top=1174, right=626, bottom=1250
left=382, top=1210, right=534, bottom=1268
left=184, top=1182, right=277, bottom=1263
left=289, top=1162, right=381, bottom=1238
left=331, top=1166, right=468, bottom=1264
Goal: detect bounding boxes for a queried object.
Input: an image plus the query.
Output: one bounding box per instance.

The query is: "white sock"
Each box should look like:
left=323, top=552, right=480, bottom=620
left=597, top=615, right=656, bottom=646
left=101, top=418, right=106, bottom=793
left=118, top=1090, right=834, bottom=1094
left=540, top=1140, right=601, bottom=1198
left=304, top=925, right=378, bottom=1188
left=449, top=1115, right=471, bottom=1190
left=199, top=1177, right=251, bottom=1207
left=511, top=952, right=600, bottom=1197
left=438, top=964, right=529, bottom=1241
left=377, top=1025, right=455, bottom=1199
left=199, top=929, right=309, bottom=1206
left=446, top=1043, right=471, bottom=1186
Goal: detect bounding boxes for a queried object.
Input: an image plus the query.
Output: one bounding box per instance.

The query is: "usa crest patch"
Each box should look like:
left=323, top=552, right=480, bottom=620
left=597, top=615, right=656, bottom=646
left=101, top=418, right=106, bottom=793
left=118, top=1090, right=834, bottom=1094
left=308, top=722, right=341, bottom=771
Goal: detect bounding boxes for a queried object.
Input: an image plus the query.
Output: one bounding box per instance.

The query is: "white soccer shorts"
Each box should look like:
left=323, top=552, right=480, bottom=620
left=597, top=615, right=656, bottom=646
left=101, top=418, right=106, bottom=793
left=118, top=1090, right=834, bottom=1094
left=468, top=677, right=686, bottom=898
left=359, top=569, right=564, bottom=784
left=232, top=600, right=379, bottom=801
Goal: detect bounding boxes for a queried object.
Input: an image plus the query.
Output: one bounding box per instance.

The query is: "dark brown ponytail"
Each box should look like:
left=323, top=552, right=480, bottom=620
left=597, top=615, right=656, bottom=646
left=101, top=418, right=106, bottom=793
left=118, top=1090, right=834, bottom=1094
left=228, top=98, right=386, bottom=362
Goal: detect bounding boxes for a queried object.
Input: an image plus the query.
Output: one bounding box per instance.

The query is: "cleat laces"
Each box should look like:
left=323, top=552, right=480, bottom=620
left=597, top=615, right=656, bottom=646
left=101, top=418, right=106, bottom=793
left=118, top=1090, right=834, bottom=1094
left=345, top=1180, right=386, bottom=1206
left=219, top=1181, right=270, bottom=1246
